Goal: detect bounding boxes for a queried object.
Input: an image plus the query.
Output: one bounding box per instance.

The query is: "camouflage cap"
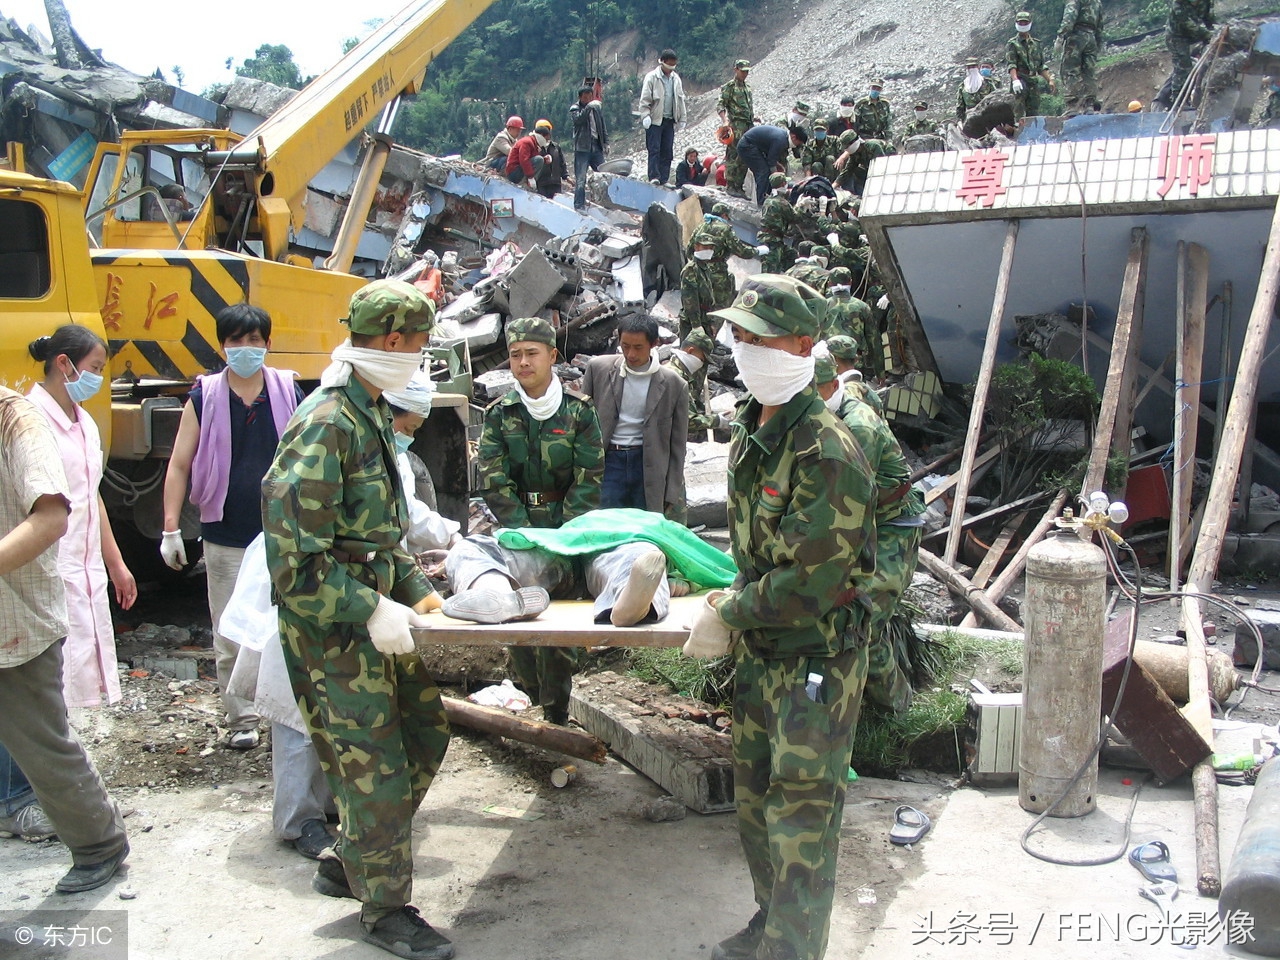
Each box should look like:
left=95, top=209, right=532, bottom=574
left=1015, top=9, right=1032, bottom=21
left=829, top=266, right=853, bottom=285
left=681, top=327, right=715, bottom=356
left=793, top=101, right=811, bottom=114
left=343, top=279, right=437, bottom=336
left=826, top=334, right=859, bottom=359
left=914, top=100, right=928, bottom=110
left=814, top=354, right=838, bottom=384
left=505, top=316, right=557, bottom=347
left=768, top=172, right=787, bottom=188
left=838, top=129, right=863, bottom=149
left=734, top=59, right=751, bottom=71
left=812, top=117, right=828, bottom=130
left=710, top=274, right=826, bottom=339
left=810, top=245, right=831, bottom=260
left=964, top=58, right=979, bottom=67
left=869, top=78, right=885, bottom=89
left=711, top=201, right=731, bottom=218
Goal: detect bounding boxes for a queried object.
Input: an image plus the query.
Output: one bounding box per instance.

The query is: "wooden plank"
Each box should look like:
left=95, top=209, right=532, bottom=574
left=1181, top=592, right=1222, bottom=897
left=1171, top=242, right=1209, bottom=590
left=918, top=547, right=1022, bottom=633
left=413, top=596, right=701, bottom=648
left=1083, top=227, right=1148, bottom=498
left=971, top=511, right=1029, bottom=589
left=944, top=219, right=1019, bottom=566
left=570, top=673, right=735, bottom=814
left=923, top=443, right=1002, bottom=505
left=921, top=490, right=1049, bottom=541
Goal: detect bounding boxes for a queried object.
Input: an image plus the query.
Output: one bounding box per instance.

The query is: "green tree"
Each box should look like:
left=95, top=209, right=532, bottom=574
left=237, top=44, right=304, bottom=89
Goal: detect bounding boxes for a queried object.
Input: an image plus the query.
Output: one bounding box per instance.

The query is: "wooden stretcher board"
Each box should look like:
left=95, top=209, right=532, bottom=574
left=411, top=595, right=703, bottom=648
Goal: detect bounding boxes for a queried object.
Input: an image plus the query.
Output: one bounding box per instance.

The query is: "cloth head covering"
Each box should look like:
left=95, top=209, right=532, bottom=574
left=344, top=279, right=436, bottom=336
left=382, top=369, right=437, bottom=416
left=711, top=274, right=826, bottom=339
left=506, top=317, right=557, bottom=347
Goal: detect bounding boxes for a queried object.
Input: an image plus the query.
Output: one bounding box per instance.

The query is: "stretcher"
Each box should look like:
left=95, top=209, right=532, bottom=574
left=411, top=595, right=704, bottom=648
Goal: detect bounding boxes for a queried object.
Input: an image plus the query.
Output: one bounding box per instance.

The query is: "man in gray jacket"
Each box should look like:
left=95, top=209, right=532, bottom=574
left=570, top=85, right=608, bottom=211
left=582, top=316, right=690, bottom=523
left=638, top=49, right=687, bottom=186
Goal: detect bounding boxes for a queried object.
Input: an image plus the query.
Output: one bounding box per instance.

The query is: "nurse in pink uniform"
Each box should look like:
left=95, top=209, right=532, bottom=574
left=26, top=325, right=137, bottom=707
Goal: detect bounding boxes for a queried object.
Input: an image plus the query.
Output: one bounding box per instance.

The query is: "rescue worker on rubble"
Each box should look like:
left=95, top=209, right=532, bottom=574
left=957, top=58, right=1001, bottom=120
left=638, top=49, right=688, bottom=186
left=1259, top=76, right=1280, bottom=126
left=828, top=94, right=858, bottom=137
left=262, top=280, right=451, bottom=960
left=1056, top=0, right=1104, bottom=115
left=787, top=247, right=832, bottom=294
left=1007, top=10, right=1057, bottom=119
left=717, top=59, right=756, bottom=199
left=801, top=119, right=840, bottom=178
left=1160, top=0, right=1215, bottom=109
left=827, top=334, right=884, bottom=412
left=901, top=101, right=939, bottom=141
left=831, top=131, right=893, bottom=196
left=854, top=79, right=893, bottom=141
left=483, top=116, right=524, bottom=171
left=686, top=202, right=767, bottom=310
left=822, top=267, right=872, bottom=346
left=686, top=274, right=876, bottom=960
left=679, top=243, right=719, bottom=341
left=532, top=119, right=570, bottom=199
left=663, top=327, right=720, bottom=436
left=477, top=317, right=604, bottom=725
left=570, top=86, right=608, bottom=211
left=815, top=353, right=925, bottom=716
left=777, top=100, right=813, bottom=138
left=505, top=125, right=549, bottom=187
left=758, top=173, right=800, bottom=274
left=736, top=123, right=808, bottom=205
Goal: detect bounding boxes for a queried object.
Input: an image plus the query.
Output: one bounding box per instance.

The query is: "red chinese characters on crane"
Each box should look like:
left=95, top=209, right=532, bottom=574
left=100, top=272, right=124, bottom=331
left=955, top=149, right=1010, bottom=208
left=144, top=281, right=179, bottom=329
left=1155, top=135, right=1216, bottom=199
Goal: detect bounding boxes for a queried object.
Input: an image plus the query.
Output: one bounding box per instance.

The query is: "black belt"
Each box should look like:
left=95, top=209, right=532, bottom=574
left=608, top=443, right=642, bottom=452
left=521, top=490, right=566, bottom=506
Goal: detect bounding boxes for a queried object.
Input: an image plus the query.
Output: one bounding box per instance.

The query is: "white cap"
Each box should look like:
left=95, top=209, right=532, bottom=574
left=383, top=370, right=436, bottom=416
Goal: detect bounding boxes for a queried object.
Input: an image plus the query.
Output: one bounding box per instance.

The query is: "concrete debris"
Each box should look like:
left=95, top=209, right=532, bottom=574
left=473, top=369, right=517, bottom=402
left=685, top=442, right=732, bottom=528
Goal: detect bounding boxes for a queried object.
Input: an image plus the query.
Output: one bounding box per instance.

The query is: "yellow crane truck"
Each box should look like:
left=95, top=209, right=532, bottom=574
left=0, top=0, right=495, bottom=559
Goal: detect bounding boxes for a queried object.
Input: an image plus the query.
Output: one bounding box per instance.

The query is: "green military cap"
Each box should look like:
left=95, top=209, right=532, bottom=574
left=869, top=78, right=885, bottom=89
left=838, top=129, right=862, bottom=149
left=505, top=316, right=557, bottom=347
left=710, top=274, right=826, bottom=339
left=914, top=100, right=928, bottom=110
left=810, top=245, right=831, bottom=260
left=711, top=201, right=732, bottom=218
left=812, top=117, right=828, bottom=130
left=734, top=59, right=751, bottom=71
left=1015, top=10, right=1032, bottom=21
left=814, top=354, right=838, bottom=384
left=682, top=328, right=715, bottom=356
left=965, top=58, right=979, bottom=67
left=768, top=172, right=787, bottom=188
left=829, top=266, right=852, bottom=285
left=826, top=334, right=859, bottom=359
left=796, top=239, right=815, bottom=256
left=344, top=278, right=436, bottom=336
left=793, top=101, right=811, bottom=114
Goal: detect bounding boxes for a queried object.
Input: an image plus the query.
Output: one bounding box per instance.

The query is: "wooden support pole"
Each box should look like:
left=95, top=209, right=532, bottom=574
left=1083, top=227, right=1148, bottom=499
left=918, top=547, right=1023, bottom=633
left=1170, top=242, right=1209, bottom=592
left=971, top=511, right=1029, bottom=589
left=944, top=219, right=1019, bottom=566
left=1180, top=593, right=1221, bottom=897
left=960, top=489, right=1069, bottom=629
left=442, top=696, right=608, bottom=764
left=924, top=443, right=1002, bottom=505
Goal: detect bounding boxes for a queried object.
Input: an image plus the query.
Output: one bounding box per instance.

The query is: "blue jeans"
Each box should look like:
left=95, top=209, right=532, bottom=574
left=574, top=147, right=605, bottom=209
left=601, top=446, right=646, bottom=510
left=646, top=119, right=676, bottom=184
left=506, top=155, right=546, bottom=185
left=734, top=136, right=772, bottom=205
left=0, top=737, right=36, bottom=816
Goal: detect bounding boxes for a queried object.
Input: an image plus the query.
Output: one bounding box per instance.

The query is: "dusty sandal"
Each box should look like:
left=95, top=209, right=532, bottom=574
left=889, top=805, right=931, bottom=845
left=1129, top=841, right=1177, bottom=883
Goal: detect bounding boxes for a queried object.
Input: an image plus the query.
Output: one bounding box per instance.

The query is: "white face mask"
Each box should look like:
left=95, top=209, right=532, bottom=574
left=824, top=386, right=844, bottom=413
left=731, top=340, right=815, bottom=406
left=774, top=187, right=788, bottom=196
left=965, top=69, right=984, bottom=94
left=320, top=340, right=423, bottom=392
left=693, top=248, right=714, bottom=260
left=828, top=284, right=851, bottom=296
left=839, top=106, right=854, bottom=118
left=1016, top=21, right=1032, bottom=32
left=915, top=110, right=927, bottom=119
left=674, top=349, right=704, bottom=374
left=789, top=111, right=805, bottom=126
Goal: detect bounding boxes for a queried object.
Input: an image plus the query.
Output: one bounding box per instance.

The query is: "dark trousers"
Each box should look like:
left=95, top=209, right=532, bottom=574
left=574, top=147, right=605, bottom=209
left=0, top=740, right=33, bottom=814
left=0, top=642, right=127, bottom=864
left=601, top=445, right=646, bottom=510
left=734, top=137, right=772, bottom=205
left=506, top=155, right=546, bottom=184
left=646, top=119, right=676, bottom=184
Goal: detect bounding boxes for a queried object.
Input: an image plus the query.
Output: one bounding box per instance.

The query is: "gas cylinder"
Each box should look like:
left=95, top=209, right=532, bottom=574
left=1219, top=757, right=1280, bottom=955
left=1019, top=526, right=1107, bottom=817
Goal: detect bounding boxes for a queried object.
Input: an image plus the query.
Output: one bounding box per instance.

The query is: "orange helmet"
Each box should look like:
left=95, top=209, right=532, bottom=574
left=716, top=124, right=734, bottom=145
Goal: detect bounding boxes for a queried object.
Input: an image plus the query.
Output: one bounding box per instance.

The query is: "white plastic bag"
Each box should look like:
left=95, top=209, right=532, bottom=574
left=217, top=534, right=277, bottom=653
left=467, top=679, right=532, bottom=711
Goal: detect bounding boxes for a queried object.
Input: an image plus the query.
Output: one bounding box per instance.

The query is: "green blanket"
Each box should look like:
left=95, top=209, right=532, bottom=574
left=496, top=508, right=737, bottom=589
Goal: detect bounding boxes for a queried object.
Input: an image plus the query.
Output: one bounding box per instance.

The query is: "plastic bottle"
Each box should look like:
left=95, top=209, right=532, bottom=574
left=1219, top=757, right=1280, bottom=955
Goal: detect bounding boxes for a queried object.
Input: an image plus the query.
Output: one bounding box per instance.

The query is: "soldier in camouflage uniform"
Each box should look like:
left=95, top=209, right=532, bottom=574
left=478, top=317, right=603, bottom=724
left=800, top=119, right=841, bottom=178
left=957, top=59, right=1001, bottom=120
left=787, top=248, right=831, bottom=294
left=1008, top=11, right=1057, bottom=119
left=1057, top=0, right=1104, bottom=114
left=686, top=203, right=764, bottom=311
left=718, top=59, right=756, bottom=197
left=827, top=335, right=884, bottom=414
left=759, top=173, right=800, bottom=273
left=901, top=101, right=938, bottom=140
left=663, top=327, right=718, bottom=435
left=679, top=253, right=719, bottom=341
left=816, top=356, right=925, bottom=715
left=1164, top=0, right=1214, bottom=106
left=691, top=275, right=876, bottom=960
left=262, top=279, right=455, bottom=960
left=831, top=131, right=893, bottom=196
left=853, top=79, right=892, bottom=140
left=822, top=267, right=871, bottom=345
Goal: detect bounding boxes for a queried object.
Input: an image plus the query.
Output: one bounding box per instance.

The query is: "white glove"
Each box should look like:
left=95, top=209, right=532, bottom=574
left=755, top=244, right=769, bottom=257
left=827, top=232, right=840, bottom=247
left=1012, top=78, right=1025, bottom=94
left=877, top=294, right=891, bottom=310
left=160, top=530, right=187, bottom=570
left=367, top=595, right=430, bottom=656
left=715, top=412, right=735, bottom=430
left=642, top=115, right=653, bottom=130
left=682, top=591, right=733, bottom=658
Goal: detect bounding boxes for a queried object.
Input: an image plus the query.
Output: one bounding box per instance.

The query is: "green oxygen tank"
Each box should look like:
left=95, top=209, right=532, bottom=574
left=1219, top=757, right=1280, bottom=955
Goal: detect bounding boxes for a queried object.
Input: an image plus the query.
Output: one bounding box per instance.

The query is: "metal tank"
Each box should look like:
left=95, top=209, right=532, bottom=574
left=1018, top=525, right=1107, bottom=817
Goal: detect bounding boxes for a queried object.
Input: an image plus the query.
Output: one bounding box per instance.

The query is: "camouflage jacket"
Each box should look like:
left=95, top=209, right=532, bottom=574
left=801, top=136, right=841, bottom=170
left=718, top=79, right=755, bottom=126
left=823, top=292, right=872, bottom=342
left=902, top=117, right=939, bottom=139
left=834, top=136, right=893, bottom=189
left=478, top=388, right=603, bottom=529
left=1007, top=34, right=1047, bottom=80
left=679, top=258, right=718, bottom=323
left=1262, top=90, right=1280, bottom=124
left=719, top=384, right=876, bottom=657
left=686, top=217, right=758, bottom=262
left=835, top=391, right=923, bottom=522
left=853, top=97, right=892, bottom=139
left=663, top=356, right=715, bottom=433
left=957, top=77, right=1001, bottom=119
left=759, top=194, right=800, bottom=241
left=1059, top=0, right=1103, bottom=35
left=786, top=262, right=830, bottom=293
left=262, top=377, right=430, bottom=625
left=1168, top=0, right=1213, bottom=41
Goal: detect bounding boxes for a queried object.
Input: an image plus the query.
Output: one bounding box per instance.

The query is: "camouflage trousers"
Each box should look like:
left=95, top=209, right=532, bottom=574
left=733, top=642, right=868, bottom=960
left=863, top=523, right=922, bottom=716
left=822, top=303, right=867, bottom=354
left=679, top=260, right=718, bottom=342
left=1060, top=30, right=1100, bottom=110
left=725, top=122, right=753, bottom=192
left=1012, top=75, right=1043, bottom=120
left=1167, top=34, right=1195, bottom=102
left=759, top=233, right=795, bottom=274
left=280, top=609, right=450, bottom=924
